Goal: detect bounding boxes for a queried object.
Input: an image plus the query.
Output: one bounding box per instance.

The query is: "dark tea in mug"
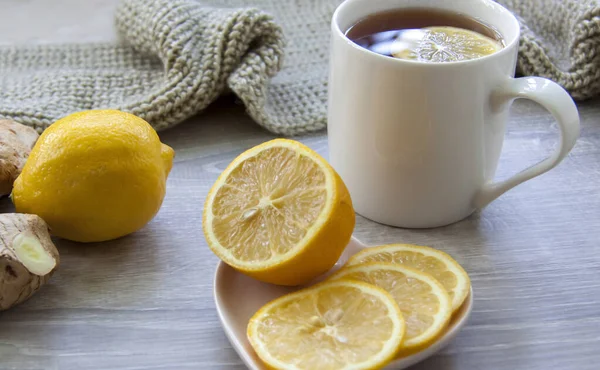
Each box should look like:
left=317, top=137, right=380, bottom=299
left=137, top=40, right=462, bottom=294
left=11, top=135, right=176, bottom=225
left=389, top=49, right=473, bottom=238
left=346, top=8, right=505, bottom=62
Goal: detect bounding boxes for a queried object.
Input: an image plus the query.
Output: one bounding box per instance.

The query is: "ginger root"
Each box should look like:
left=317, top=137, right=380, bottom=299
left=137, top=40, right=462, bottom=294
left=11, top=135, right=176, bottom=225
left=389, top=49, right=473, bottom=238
left=0, top=119, right=39, bottom=196
left=0, top=214, right=59, bottom=311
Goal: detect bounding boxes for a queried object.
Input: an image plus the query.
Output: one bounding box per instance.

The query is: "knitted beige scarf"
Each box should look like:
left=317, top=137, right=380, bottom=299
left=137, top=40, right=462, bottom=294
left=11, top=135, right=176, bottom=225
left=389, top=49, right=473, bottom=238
left=0, top=0, right=598, bottom=135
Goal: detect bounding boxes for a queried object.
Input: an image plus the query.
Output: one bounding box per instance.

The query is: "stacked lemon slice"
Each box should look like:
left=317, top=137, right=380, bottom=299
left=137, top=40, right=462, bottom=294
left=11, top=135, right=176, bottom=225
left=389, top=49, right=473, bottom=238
left=247, top=244, right=470, bottom=369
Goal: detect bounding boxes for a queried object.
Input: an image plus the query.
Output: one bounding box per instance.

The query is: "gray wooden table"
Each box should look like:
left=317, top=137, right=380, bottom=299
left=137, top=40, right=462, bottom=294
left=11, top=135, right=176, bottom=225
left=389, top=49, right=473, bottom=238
left=1, top=1, right=600, bottom=370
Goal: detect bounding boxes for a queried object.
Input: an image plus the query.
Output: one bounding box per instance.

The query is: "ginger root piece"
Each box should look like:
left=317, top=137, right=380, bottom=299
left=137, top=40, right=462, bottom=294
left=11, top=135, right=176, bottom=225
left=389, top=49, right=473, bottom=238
left=0, top=119, right=39, bottom=196
left=0, top=214, right=59, bottom=311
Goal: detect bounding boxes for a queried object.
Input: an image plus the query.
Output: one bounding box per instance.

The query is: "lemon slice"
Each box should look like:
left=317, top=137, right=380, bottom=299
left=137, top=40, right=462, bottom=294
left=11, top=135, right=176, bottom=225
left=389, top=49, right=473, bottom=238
left=203, top=139, right=355, bottom=286
left=392, top=26, right=502, bottom=62
left=346, top=244, right=470, bottom=312
left=247, top=279, right=406, bottom=370
left=329, top=262, right=452, bottom=350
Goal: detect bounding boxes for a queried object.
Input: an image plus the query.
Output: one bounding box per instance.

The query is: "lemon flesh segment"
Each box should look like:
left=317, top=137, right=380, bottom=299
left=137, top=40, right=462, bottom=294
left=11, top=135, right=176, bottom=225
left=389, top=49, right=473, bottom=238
left=211, top=146, right=327, bottom=263
left=329, top=262, right=452, bottom=350
left=247, top=280, right=406, bottom=370
left=203, top=139, right=355, bottom=286
left=346, top=244, right=470, bottom=312
left=392, top=26, right=502, bottom=62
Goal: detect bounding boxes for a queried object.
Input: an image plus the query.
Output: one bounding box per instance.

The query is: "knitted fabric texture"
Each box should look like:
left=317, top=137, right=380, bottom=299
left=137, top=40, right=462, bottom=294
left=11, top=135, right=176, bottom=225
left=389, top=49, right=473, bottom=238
left=0, top=0, right=598, bottom=135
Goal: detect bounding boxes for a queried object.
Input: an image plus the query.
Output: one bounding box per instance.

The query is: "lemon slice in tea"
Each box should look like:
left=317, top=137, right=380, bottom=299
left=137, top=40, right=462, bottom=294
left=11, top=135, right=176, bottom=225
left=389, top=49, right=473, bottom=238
left=392, top=26, right=502, bottom=62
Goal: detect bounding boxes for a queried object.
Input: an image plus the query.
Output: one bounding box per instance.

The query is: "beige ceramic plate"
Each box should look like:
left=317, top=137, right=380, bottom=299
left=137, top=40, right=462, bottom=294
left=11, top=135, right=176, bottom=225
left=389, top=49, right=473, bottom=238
left=213, top=236, right=473, bottom=369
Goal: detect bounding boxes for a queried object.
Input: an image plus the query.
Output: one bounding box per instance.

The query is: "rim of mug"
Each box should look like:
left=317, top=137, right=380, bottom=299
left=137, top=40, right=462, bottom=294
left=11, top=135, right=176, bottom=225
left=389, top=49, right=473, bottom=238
left=331, top=0, right=521, bottom=67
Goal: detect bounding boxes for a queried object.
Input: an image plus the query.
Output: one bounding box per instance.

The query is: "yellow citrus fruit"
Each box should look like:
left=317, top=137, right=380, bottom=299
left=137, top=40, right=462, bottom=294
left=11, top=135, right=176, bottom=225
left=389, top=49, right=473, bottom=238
left=12, top=110, right=174, bottom=243
left=247, top=279, right=406, bottom=370
left=392, top=26, right=502, bottom=62
left=329, top=262, right=452, bottom=351
left=346, top=244, right=470, bottom=312
left=203, top=139, right=355, bottom=286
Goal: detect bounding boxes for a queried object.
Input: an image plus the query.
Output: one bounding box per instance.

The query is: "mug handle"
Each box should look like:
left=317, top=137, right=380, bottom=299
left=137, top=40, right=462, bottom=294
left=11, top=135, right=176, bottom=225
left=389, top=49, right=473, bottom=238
left=473, top=77, right=580, bottom=209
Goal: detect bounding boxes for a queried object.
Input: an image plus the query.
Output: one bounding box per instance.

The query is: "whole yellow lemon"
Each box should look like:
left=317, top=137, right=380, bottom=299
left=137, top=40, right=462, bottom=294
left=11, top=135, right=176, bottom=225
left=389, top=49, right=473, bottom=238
left=12, top=110, right=174, bottom=243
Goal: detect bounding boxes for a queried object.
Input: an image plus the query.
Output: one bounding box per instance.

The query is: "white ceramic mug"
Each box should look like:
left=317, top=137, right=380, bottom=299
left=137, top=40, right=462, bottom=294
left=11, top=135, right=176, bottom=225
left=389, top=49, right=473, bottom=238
left=327, top=0, right=580, bottom=228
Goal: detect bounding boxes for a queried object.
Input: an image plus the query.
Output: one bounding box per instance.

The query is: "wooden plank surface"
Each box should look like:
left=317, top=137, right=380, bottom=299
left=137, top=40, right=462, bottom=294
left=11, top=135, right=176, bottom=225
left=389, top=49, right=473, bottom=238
left=1, top=1, right=600, bottom=369
left=1, top=95, right=599, bottom=370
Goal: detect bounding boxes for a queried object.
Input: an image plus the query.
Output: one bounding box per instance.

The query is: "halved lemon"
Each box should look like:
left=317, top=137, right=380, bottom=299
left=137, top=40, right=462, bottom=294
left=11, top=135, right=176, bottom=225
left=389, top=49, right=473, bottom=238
left=247, top=279, right=406, bottom=370
left=329, top=262, right=452, bottom=350
left=346, top=244, right=470, bottom=312
left=203, top=139, right=355, bottom=286
left=392, top=26, right=502, bottom=62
